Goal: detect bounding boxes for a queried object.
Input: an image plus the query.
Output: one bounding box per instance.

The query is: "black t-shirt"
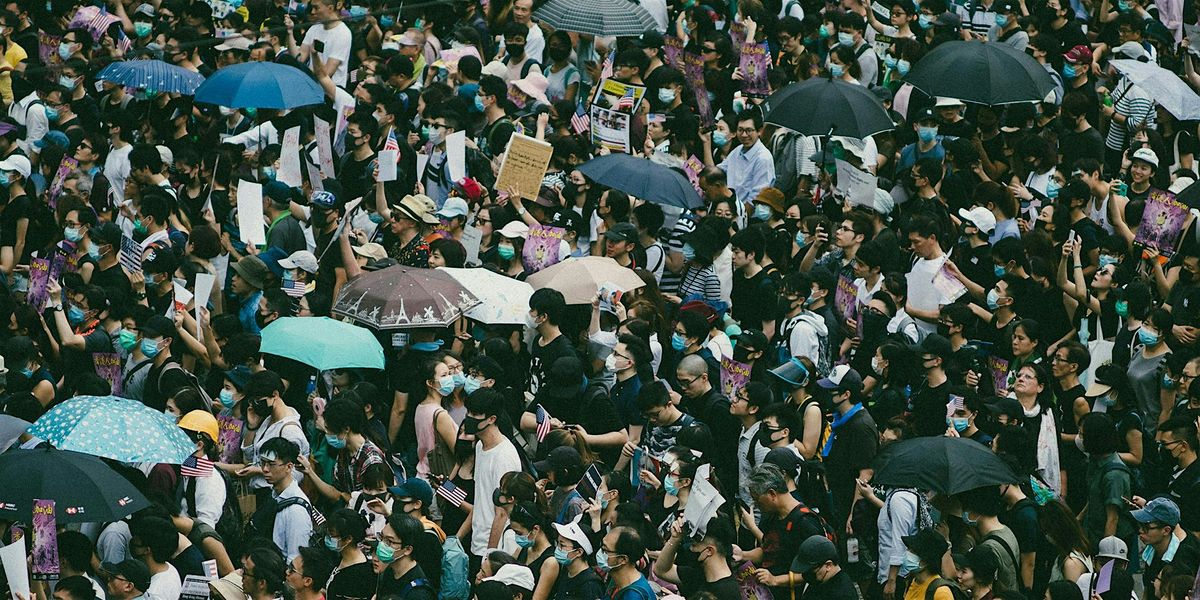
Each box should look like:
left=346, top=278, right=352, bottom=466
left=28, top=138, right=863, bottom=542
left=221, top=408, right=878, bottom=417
left=338, top=151, right=376, bottom=207
left=327, top=559, right=376, bottom=600
left=529, top=334, right=577, bottom=396
left=824, top=409, right=878, bottom=520
left=314, top=228, right=344, bottom=298
left=555, top=566, right=604, bottom=599
left=910, top=380, right=951, bottom=437
left=1169, top=459, right=1200, bottom=533
left=676, top=565, right=740, bottom=599
left=91, top=262, right=133, bottom=301
left=731, top=268, right=777, bottom=333
left=376, top=564, right=435, bottom=600
left=169, top=544, right=207, bottom=580
left=1059, top=127, right=1105, bottom=172
left=802, top=570, right=860, bottom=600
left=761, top=505, right=825, bottom=597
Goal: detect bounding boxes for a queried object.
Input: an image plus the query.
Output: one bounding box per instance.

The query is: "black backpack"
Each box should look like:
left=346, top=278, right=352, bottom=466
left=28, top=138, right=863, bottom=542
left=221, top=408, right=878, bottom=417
left=244, top=495, right=318, bottom=542
left=178, top=469, right=245, bottom=558
left=925, top=577, right=971, bottom=600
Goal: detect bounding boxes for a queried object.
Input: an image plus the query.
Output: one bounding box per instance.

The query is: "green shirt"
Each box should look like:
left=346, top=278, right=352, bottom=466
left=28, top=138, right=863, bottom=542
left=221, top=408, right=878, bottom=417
left=1084, top=453, right=1135, bottom=543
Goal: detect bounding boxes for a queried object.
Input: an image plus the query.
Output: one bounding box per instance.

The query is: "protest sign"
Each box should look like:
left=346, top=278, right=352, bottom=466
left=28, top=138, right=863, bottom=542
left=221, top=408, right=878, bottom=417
left=31, top=499, right=58, bottom=580
left=720, top=356, right=751, bottom=401
left=522, top=225, right=565, bottom=273
left=49, top=156, right=78, bottom=208
left=1135, top=190, right=1190, bottom=258
left=236, top=180, right=266, bottom=246
left=739, top=42, right=771, bottom=96
left=835, top=159, right=879, bottom=206
left=589, top=106, right=632, bottom=153
left=591, top=78, right=646, bottom=114
left=495, top=133, right=553, bottom=200
left=93, top=353, right=123, bottom=396
left=277, top=126, right=303, bottom=187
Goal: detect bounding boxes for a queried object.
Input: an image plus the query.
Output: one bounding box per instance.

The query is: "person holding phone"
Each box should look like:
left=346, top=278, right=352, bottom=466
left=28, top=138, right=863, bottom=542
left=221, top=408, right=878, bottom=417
left=290, top=0, right=352, bottom=87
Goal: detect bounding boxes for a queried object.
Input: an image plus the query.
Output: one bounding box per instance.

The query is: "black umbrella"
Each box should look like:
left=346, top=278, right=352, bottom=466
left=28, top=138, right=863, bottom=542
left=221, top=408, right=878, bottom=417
left=0, top=447, right=149, bottom=523
left=903, top=41, right=1056, bottom=106
left=576, top=154, right=702, bottom=209
left=762, top=77, right=895, bottom=139
left=871, top=437, right=1019, bottom=495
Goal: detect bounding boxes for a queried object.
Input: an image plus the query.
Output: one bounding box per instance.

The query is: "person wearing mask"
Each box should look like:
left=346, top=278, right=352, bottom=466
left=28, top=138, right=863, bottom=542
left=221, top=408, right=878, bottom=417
left=742, top=464, right=828, bottom=596
left=527, top=288, right=577, bottom=396
left=909, top=334, right=953, bottom=437
left=303, top=399, right=387, bottom=503
left=1129, top=308, right=1173, bottom=429
left=373, top=513, right=436, bottom=599
left=1079, top=413, right=1137, bottom=557
left=654, top=516, right=739, bottom=597
left=703, top=110, right=775, bottom=205
left=791, top=534, right=861, bottom=599
left=1153, top=417, right=1200, bottom=533
left=774, top=272, right=830, bottom=377
left=818, top=365, right=878, bottom=531
left=901, top=528, right=954, bottom=600
left=617, top=381, right=696, bottom=470
left=949, top=393, right=992, bottom=446
left=466, top=389, right=523, bottom=559
left=323, top=509, right=376, bottom=600
left=597, top=526, right=654, bottom=600
left=1131, top=497, right=1200, bottom=594
left=550, top=516, right=603, bottom=598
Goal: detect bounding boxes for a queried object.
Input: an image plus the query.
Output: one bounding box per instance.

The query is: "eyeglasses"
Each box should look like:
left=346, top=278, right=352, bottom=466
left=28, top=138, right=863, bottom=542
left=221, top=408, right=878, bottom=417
left=258, top=460, right=287, bottom=469
left=677, top=376, right=699, bottom=387
left=1138, top=523, right=1165, bottom=532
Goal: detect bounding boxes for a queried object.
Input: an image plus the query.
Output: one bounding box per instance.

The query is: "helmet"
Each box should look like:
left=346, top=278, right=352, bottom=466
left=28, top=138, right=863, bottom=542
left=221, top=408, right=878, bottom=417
left=178, top=410, right=219, bottom=442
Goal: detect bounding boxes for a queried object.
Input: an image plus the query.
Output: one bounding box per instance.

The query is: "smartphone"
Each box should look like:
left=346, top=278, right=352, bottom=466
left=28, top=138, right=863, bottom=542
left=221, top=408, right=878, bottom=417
left=1068, top=230, right=1077, bottom=243
left=313, top=39, right=325, bottom=53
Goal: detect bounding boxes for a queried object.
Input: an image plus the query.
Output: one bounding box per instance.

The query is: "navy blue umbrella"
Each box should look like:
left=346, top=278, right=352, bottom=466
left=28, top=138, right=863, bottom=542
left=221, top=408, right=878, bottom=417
left=576, top=153, right=702, bottom=209
left=95, top=60, right=205, bottom=95
left=194, top=62, right=325, bottom=109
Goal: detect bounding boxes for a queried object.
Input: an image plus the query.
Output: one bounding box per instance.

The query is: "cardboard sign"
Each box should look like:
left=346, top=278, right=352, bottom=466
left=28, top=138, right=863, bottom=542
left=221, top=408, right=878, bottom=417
left=495, top=133, right=553, bottom=201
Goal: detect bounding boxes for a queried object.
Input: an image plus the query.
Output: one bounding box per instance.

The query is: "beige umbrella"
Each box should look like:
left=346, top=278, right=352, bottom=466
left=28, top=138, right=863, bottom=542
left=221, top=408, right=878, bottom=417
left=525, top=256, right=645, bottom=304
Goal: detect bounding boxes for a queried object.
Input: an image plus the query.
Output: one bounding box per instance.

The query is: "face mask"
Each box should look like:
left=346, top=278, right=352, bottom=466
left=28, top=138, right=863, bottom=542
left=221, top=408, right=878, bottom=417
left=595, top=548, right=614, bottom=572
left=118, top=329, right=138, bottom=351
left=1115, top=300, right=1129, bottom=317
left=671, top=332, right=687, bottom=351
left=902, top=551, right=921, bottom=573
left=1138, top=327, right=1159, bottom=346
left=837, top=31, right=854, bottom=46
left=1046, top=180, right=1061, bottom=199
left=451, top=372, right=466, bottom=389
left=658, top=88, right=676, bottom=103
left=58, top=74, right=77, bottom=90
left=219, top=389, right=236, bottom=408
left=752, top=204, right=772, bottom=222
left=733, top=347, right=755, bottom=363
left=507, top=44, right=525, bottom=57
left=554, top=548, right=573, bottom=565
left=995, top=13, right=1009, bottom=26
left=605, top=354, right=625, bottom=372
left=1074, top=433, right=1087, bottom=453
left=1099, top=255, right=1118, bottom=269
left=986, top=289, right=1001, bottom=310
left=57, top=43, right=71, bottom=60
left=141, top=338, right=161, bottom=358
left=64, top=226, right=83, bottom=242
left=324, top=536, right=343, bottom=552
left=830, top=64, right=845, bottom=78
left=374, top=542, right=396, bottom=564
left=380, top=15, right=395, bottom=27
left=514, top=534, right=534, bottom=548
left=87, top=243, right=102, bottom=260
left=67, top=304, right=86, bottom=325
left=325, top=433, right=347, bottom=449
left=463, top=415, right=488, bottom=435
left=884, top=54, right=898, bottom=69
left=428, top=128, right=445, bottom=146
left=1163, top=374, right=1178, bottom=389
left=436, top=375, right=456, bottom=396
left=681, top=244, right=696, bottom=261
left=1117, top=0, right=1132, bottom=11
left=44, top=106, right=59, bottom=122
left=348, top=5, right=367, bottom=18
left=712, top=130, right=728, bottom=146
left=464, top=376, right=483, bottom=394
left=961, top=510, right=979, bottom=526
left=134, top=22, right=153, bottom=38
left=497, top=244, right=515, bottom=260
left=871, top=356, right=883, bottom=375
left=818, top=24, right=831, bottom=38
left=547, top=45, right=570, bottom=62
left=917, top=126, right=938, bottom=143
left=896, top=60, right=911, bottom=76
left=474, top=95, right=486, bottom=112
left=993, top=264, right=1007, bottom=278
left=664, top=475, right=681, bottom=496
left=794, top=230, right=806, bottom=246
left=918, top=14, right=933, bottom=27
left=952, top=417, right=970, bottom=432
left=19, top=366, right=32, bottom=378
left=0, top=172, right=10, bottom=187
left=1098, top=394, right=1116, bottom=408
left=262, top=166, right=276, bottom=180
left=1062, top=64, right=1078, bottom=79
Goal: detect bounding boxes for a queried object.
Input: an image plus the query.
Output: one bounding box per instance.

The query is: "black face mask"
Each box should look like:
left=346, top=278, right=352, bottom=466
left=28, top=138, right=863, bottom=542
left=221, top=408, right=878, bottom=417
left=937, top=323, right=951, bottom=337
left=506, top=44, right=525, bottom=58
left=733, top=347, right=757, bottom=363
left=463, top=415, right=488, bottom=435
left=547, top=46, right=570, bottom=62
left=491, top=488, right=511, bottom=508
left=756, top=425, right=781, bottom=448
left=861, top=310, right=889, bottom=342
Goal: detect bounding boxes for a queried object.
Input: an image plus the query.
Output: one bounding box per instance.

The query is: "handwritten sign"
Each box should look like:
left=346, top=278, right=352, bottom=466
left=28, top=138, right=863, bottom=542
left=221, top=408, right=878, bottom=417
left=93, top=353, right=123, bottom=396
left=495, top=133, right=553, bottom=201
left=314, top=117, right=336, bottom=178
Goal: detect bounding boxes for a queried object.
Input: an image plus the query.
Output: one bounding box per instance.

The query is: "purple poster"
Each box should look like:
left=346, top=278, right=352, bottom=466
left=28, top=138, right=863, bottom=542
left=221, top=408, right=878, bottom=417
left=1134, top=190, right=1190, bottom=258
left=522, top=225, right=565, bottom=273
left=988, top=356, right=1011, bottom=397
left=735, top=560, right=773, bottom=600
left=729, top=21, right=747, bottom=49
left=26, top=257, right=50, bottom=311
left=217, top=415, right=244, bottom=464
left=31, top=499, right=58, bottom=580
left=720, top=357, right=751, bottom=401
left=683, top=52, right=715, bottom=129
left=93, top=353, right=123, bottom=396
left=48, top=156, right=78, bottom=208
left=684, top=155, right=704, bottom=194
left=835, top=273, right=858, bottom=333
left=739, top=42, right=772, bottom=97
left=663, top=35, right=684, bottom=70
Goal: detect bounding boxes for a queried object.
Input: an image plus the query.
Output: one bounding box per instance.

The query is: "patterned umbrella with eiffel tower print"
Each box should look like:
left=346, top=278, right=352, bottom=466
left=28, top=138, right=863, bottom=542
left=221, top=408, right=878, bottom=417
left=331, top=265, right=482, bottom=330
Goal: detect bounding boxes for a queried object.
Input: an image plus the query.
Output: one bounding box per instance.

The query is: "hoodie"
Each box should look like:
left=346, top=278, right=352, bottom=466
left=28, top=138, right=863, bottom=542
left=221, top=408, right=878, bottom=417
left=784, top=310, right=831, bottom=376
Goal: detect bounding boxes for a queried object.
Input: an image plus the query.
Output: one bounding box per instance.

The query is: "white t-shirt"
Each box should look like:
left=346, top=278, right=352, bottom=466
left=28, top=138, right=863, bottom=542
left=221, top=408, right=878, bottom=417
left=147, top=563, right=182, bottom=600
left=906, top=255, right=948, bottom=336
left=470, top=438, right=522, bottom=555
left=303, top=22, right=353, bottom=88
left=104, top=143, right=133, bottom=206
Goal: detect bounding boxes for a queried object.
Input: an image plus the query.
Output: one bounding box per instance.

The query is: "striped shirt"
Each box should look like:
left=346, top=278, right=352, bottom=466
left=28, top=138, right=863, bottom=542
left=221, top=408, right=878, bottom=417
left=660, top=213, right=698, bottom=294
left=679, top=264, right=722, bottom=303
left=955, top=0, right=997, bottom=35
left=1105, top=78, right=1157, bottom=151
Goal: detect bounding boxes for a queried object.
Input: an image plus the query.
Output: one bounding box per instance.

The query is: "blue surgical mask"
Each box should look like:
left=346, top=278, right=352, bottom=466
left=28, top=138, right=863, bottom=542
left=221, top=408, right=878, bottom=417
left=712, top=130, right=728, bottom=147
left=348, top=5, right=367, bottom=18
left=1062, top=64, right=1078, bottom=79
left=474, top=95, right=486, bottom=112
left=380, top=14, right=395, bottom=27
left=452, top=372, right=466, bottom=389
left=142, top=338, right=161, bottom=358
left=884, top=54, right=898, bottom=69
left=681, top=243, right=696, bottom=261
left=19, top=366, right=32, bottom=378
left=325, top=433, right=347, bottom=449
left=261, top=166, right=276, bottom=181
left=1099, top=255, right=1119, bottom=269
left=64, top=226, right=82, bottom=242
left=671, top=332, right=687, bottom=351
left=87, top=243, right=101, bottom=260
left=1117, top=0, right=1131, bottom=11
left=795, top=231, right=806, bottom=247
left=464, top=376, right=483, bottom=394
left=952, top=417, right=970, bottom=432
left=837, top=31, right=854, bottom=46
left=66, top=304, right=86, bottom=325
left=664, top=475, right=680, bottom=496
left=901, top=551, right=921, bottom=573
left=818, top=24, right=831, bottom=38
left=1138, top=327, right=1160, bottom=346
left=1163, top=374, right=1178, bottom=389
left=658, top=88, right=676, bottom=103
left=57, top=43, right=71, bottom=60
left=961, top=510, right=979, bottom=526
left=368, top=213, right=385, bottom=225
left=830, top=63, right=845, bottom=78
left=44, top=106, right=59, bottom=122
left=58, top=74, right=76, bottom=90
left=0, top=172, right=11, bottom=187
left=324, top=535, right=342, bottom=552
left=437, top=375, right=456, bottom=396
left=752, top=204, right=772, bottom=222
left=497, top=244, right=516, bottom=260
left=134, top=22, right=153, bottom=38
left=986, top=288, right=1001, bottom=310
left=375, top=542, right=396, bottom=563
left=896, top=60, right=911, bottom=76
left=995, top=13, right=1009, bottom=26
left=993, top=264, right=1007, bottom=278
left=514, top=534, right=534, bottom=548
left=595, top=548, right=613, bottom=572
left=219, top=389, right=236, bottom=408
left=917, top=126, right=938, bottom=143
left=554, top=548, right=572, bottom=565
left=918, top=14, right=933, bottom=27
left=1046, top=180, right=1061, bottom=199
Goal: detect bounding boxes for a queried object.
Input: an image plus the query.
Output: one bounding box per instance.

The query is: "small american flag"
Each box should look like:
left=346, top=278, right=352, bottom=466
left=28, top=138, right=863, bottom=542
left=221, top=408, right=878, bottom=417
left=946, top=394, right=965, bottom=418
left=307, top=504, right=326, bottom=526
left=436, top=480, right=468, bottom=507
left=570, top=104, right=590, bottom=134
left=119, top=236, right=142, bottom=274
left=115, top=29, right=132, bottom=54
left=535, top=404, right=551, bottom=442
left=281, top=280, right=307, bottom=298
left=616, top=87, right=635, bottom=111
left=180, top=455, right=214, bottom=477
left=600, top=49, right=615, bottom=80
left=383, top=128, right=400, bottom=153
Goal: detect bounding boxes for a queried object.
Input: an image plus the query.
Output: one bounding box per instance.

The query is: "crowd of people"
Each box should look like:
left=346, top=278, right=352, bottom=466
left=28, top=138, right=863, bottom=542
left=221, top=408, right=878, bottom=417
left=0, top=0, right=1198, bottom=596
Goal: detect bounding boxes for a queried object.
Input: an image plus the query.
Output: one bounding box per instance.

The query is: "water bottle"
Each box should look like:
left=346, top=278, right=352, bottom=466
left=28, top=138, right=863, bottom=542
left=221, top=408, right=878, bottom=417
left=846, top=536, right=860, bottom=563
left=306, top=375, right=317, bottom=397
left=1103, top=92, right=1113, bottom=107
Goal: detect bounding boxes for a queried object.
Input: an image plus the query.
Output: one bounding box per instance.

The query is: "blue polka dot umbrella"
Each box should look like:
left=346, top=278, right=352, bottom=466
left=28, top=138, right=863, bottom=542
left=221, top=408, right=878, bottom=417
left=28, top=395, right=195, bottom=464
left=95, top=59, right=206, bottom=95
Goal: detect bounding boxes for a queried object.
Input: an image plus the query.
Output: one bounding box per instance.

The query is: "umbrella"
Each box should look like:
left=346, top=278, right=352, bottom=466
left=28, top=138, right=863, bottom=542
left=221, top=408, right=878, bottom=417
left=332, top=266, right=482, bottom=330
left=0, top=447, right=149, bottom=523
left=0, top=415, right=30, bottom=452
left=193, top=62, right=325, bottom=110
left=870, top=436, right=1020, bottom=495
left=95, top=60, right=206, bottom=95
left=1110, top=59, right=1200, bottom=120
left=526, top=256, right=646, bottom=304
left=533, top=0, right=656, bottom=36
left=439, top=267, right=535, bottom=325
left=28, top=395, right=195, bottom=464
left=576, top=154, right=702, bottom=209
left=261, top=317, right=386, bottom=370
left=763, top=77, right=895, bottom=139
left=903, top=41, right=1056, bottom=105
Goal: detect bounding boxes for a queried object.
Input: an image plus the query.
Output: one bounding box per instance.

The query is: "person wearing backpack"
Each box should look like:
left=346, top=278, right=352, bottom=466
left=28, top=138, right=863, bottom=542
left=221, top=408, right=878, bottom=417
left=254, top=437, right=315, bottom=561
left=900, top=528, right=960, bottom=600
left=374, top=513, right=436, bottom=600
left=954, top=486, right=1022, bottom=595
left=741, top=464, right=830, bottom=598
left=177, top=410, right=227, bottom=528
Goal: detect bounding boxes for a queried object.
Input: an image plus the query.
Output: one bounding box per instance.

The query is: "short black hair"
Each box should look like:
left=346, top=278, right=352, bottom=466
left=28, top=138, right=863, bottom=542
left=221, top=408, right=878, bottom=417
left=323, top=399, right=367, bottom=435
left=245, top=370, right=286, bottom=400
left=730, top=228, right=765, bottom=261
left=296, top=546, right=335, bottom=588
left=529, top=288, right=567, bottom=325
left=55, top=576, right=96, bottom=600
left=465, top=388, right=506, bottom=418
left=259, top=437, right=300, bottom=463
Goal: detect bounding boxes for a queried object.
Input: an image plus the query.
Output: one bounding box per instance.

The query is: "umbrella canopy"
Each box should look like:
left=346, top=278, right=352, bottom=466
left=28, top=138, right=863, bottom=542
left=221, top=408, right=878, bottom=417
left=261, top=317, right=386, bottom=370
left=871, top=436, right=1020, bottom=495
left=763, top=77, right=895, bottom=138
left=28, top=396, right=195, bottom=464
left=0, top=447, right=149, bottom=523
left=533, top=0, right=657, bottom=36
left=194, top=62, right=325, bottom=109
left=1110, top=59, right=1200, bottom=120
left=332, top=266, right=482, bottom=330
left=526, top=256, right=646, bottom=304
left=903, top=41, right=1057, bottom=105
left=95, top=60, right=206, bottom=95
left=0, top=414, right=29, bottom=452
left=439, top=267, right=535, bottom=325
left=576, top=154, right=702, bottom=209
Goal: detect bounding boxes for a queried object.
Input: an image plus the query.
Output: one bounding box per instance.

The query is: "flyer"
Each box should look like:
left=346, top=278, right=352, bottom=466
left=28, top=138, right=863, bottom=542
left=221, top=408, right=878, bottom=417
left=93, top=352, right=124, bottom=396
left=719, top=356, right=751, bottom=400
left=591, top=78, right=646, bottom=115
left=31, top=499, right=58, bottom=580
left=835, top=159, right=879, bottom=207
left=217, top=415, right=244, bottom=464
left=49, top=156, right=78, bottom=208
left=683, top=52, right=715, bottom=128
left=739, top=42, right=772, bottom=97
left=1134, top=190, right=1191, bottom=258
left=522, top=224, right=565, bottom=273
left=589, top=106, right=631, bottom=153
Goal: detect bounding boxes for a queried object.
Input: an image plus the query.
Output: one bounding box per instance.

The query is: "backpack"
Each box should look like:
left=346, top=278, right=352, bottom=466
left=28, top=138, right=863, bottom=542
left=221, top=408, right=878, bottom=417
left=157, top=362, right=216, bottom=411
left=401, top=579, right=436, bottom=599
left=244, top=495, right=320, bottom=542
left=924, top=577, right=971, bottom=600
left=179, top=468, right=245, bottom=558
left=439, top=536, right=470, bottom=600
left=793, top=503, right=838, bottom=547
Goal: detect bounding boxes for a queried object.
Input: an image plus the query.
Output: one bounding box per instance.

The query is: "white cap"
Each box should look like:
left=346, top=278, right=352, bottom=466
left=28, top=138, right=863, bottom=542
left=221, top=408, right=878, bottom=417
left=497, top=220, right=530, bottom=239
left=0, top=155, right=31, bottom=178
left=1096, top=536, right=1128, bottom=560
left=1113, top=41, right=1148, bottom=60
left=959, top=206, right=997, bottom=235
left=934, top=96, right=965, bottom=107
left=551, top=516, right=593, bottom=555
left=435, top=197, right=470, bottom=219
left=481, top=60, right=508, bottom=78
left=1131, top=147, right=1159, bottom=168
left=156, top=145, right=173, bottom=166
left=278, top=250, right=318, bottom=274
left=871, top=187, right=894, bottom=216
left=215, top=36, right=252, bottom=51
left=484, top=564, right=534, bottom=591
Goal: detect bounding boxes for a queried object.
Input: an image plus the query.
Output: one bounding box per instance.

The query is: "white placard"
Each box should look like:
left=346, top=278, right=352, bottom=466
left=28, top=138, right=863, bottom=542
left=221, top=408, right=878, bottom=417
left=236, top=180, right=266, bottom=246
left=835, top=159, right=879, bottom=207
left=377, top=150, right=398, bottom=182
left=1, top=540, right=29, bottom=597
left=446, top=130, right=466, bottom=182
left=416, top=153, right=430, bottom=180
left=194, top=272, right=216, bottom=339
left=681, top=464, right=724, bottom=537
left=461, top=225, right=482, bottom=266
left=314, top=117, right=336, bottom=178
left=277, top=126, right=302, bottom=187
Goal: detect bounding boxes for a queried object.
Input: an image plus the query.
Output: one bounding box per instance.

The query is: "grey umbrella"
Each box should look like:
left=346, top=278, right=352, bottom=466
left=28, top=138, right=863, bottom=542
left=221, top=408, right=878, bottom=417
left=533, top=0, right=657, bottom=36
left=0, top=415, right=29, bottom=452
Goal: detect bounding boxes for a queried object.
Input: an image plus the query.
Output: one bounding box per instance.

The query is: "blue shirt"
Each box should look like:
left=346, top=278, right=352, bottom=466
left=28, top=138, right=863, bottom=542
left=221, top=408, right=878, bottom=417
left=718, top=140, right=776, bottom=205
left=608, top=575, right=656, bottom=600
left=239, top=290, right=264, bottom=334
left=990, top=218, right=1020, bottom=245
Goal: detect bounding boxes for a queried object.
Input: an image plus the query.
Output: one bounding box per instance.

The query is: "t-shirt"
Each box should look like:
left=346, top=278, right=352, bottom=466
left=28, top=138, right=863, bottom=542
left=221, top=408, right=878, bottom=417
left=376, top=565, right=435, bottom=600
left=148, top=563, right=182, bottom=600
left=978, top=526, right=1021, bottom=593
left=731, top=268, right=777, bottom=332
left=327, top=560, right=375, bottom=600
left=802, top=570, right=860, bottom=600
left=529, top=334, right=577, bottom=396
left=677, top=565, right=740, bottom=598
left=470, top=438, right=523, bottom=555
left=606, top=575, right=655, bottom=600
left=302, top=22, right=353, bottom=87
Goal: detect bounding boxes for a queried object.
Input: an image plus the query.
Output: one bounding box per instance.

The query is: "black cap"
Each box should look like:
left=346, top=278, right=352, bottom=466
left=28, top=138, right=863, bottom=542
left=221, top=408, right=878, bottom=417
left=763, top=447, right=800, bottom=476
left=901, top=528, right=949, bottom=565
left=91, top=221, right=123, bottom=248
left=955, top=546, right=999, bottom=583
left=141, top=246, right=178, bottom=275
left=533, top=446, right=582, bottom=478
left=102, top=560, right=152, bottom=592
left=605, top=222, right=638, bottom=244
left=994, top=0, right=1019, bottom=12
left=634, top=30, right=664, bottom=49
left=736, top=329, right=768, bottom=352
left=550, top=209, right=584, bottom=237
left=913, top=107, right=938, bottom=124
left=914, top=333, right=953, bottom=360
left=544, top=356, right=584, bottom=398
left=140, top=314, right=175, bottom=339
left=791, top=535, right=839, bottom=573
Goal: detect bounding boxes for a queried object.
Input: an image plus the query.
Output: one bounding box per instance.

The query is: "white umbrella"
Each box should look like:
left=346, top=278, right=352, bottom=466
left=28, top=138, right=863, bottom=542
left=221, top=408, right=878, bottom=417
left=438, top=267, right=535, bottom=325
left=1110, top=59, right=1200, bottom=120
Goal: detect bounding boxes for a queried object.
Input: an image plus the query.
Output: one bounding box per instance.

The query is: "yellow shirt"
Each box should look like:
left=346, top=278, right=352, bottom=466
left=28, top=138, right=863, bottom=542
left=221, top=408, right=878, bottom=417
left=0, top=42, right=27, bottom=104
left=905, top=576, right=955, bottom=600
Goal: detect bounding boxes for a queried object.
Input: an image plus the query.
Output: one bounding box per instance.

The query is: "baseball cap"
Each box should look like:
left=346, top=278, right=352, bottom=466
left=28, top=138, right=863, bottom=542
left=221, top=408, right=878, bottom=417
left=231, top=256, right=270, bottom=290
left=1113, top=40, right=1148, bottom=60
left=934, top=96, right=965, bottom=108
left=959, top=207, right=997, bottom=234
left=102, top=560, right=152, bottom=592
left=388, top=478, right=434, bottom=508
left=141, top=246, right=178, bottom=275
left=1131, top=497, right=1180, bottom=526
left=484, top=564, right=535, bottom=592
left=543, top=356, right=585, bottom=399
left=224, top=365, right=253, bottom=391
left=436, top=197, right=470, bottom=220
left=634, top=30, right=664, bottom=49
left=214, top=36, right=252, bottom=51
left=533, top=446, right=583, bottom=479
left=1063, top=44, right=1093, bottom=64
left=736, top=329, right=768, bottom=352
left=139, top=315, right=176, bottom=339
left=91, top=221, right=123, bottom=249
left=133, top=2, right=155, bottom=17
left=913, top=107, right=938, bottom=124
left=1131, top=147, right=1159, bottom=168
left=763, top=447, right=801, bottom=477
left=310, top=189, right=339, bottom=210
left=1096, top=536, right=1129, bottom=560
left=352, top=243, right=388, bottom=261
left=871, top=188, right=895, bottom=216
left=395, top=31, right=420, bottom=46
left=994, top=0, right=1019, bottom=12
left=453, top=178, right=484, bottom=202
left=278, top=250, right=318, bottom=274
left=33, top=130, right=69, bottom=150
left=817, top=364, right=863, bottom=393
left=552, top=517, right=593, bottom=554
left=0, top=155, right=31, bottom=178
left=264, top=180, right=298, bottom=205
left=935, top=11, right=961, bottom=27
left=604, top=222, right=638, bottom=243
left=914, top=333, right=953, bottom=360
left=497, top=220, right=530, bottom=239
left=791, top=535, right=839, bottom=573
left=550, top=209, right=584, bottom=237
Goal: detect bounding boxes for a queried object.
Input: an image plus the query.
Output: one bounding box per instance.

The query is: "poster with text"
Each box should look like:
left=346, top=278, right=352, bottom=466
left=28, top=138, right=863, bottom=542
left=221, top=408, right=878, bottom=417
left=26, top=257, right=50, bottom=311
left=494, top=133, right=554, bottom=201
left=1134, top=190, right=1191, bottom=258
left=522, top=224, right=565, bottom=273
left=49, top=156, right=78, bottom=208
left=217, top=415, right=244, bottom=464
left=589, top=106, right=632, bottom=153
left=663, top=35, right=685, bottom=70
left=720, top=356, right=751, bottom=401
left=591, top=78, right=647, bottom=115
left=739, top=42, right=772, bottom=97
left=682, top=52, right=715, bottom=128
left=93, top=352, right=123, bottom=396
left=31, top=499, right=58, bottom=580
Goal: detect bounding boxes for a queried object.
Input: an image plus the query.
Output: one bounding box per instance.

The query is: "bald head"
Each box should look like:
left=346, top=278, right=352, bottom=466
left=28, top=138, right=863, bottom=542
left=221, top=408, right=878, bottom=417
left=678, top=354, right=708, bottom=378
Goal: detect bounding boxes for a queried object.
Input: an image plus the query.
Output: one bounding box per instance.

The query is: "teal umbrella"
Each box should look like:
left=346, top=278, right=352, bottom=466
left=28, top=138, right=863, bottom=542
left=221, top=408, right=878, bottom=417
left=28, top=396, right=195, bottom=464
left=260, top=317, right=386, bottom=371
